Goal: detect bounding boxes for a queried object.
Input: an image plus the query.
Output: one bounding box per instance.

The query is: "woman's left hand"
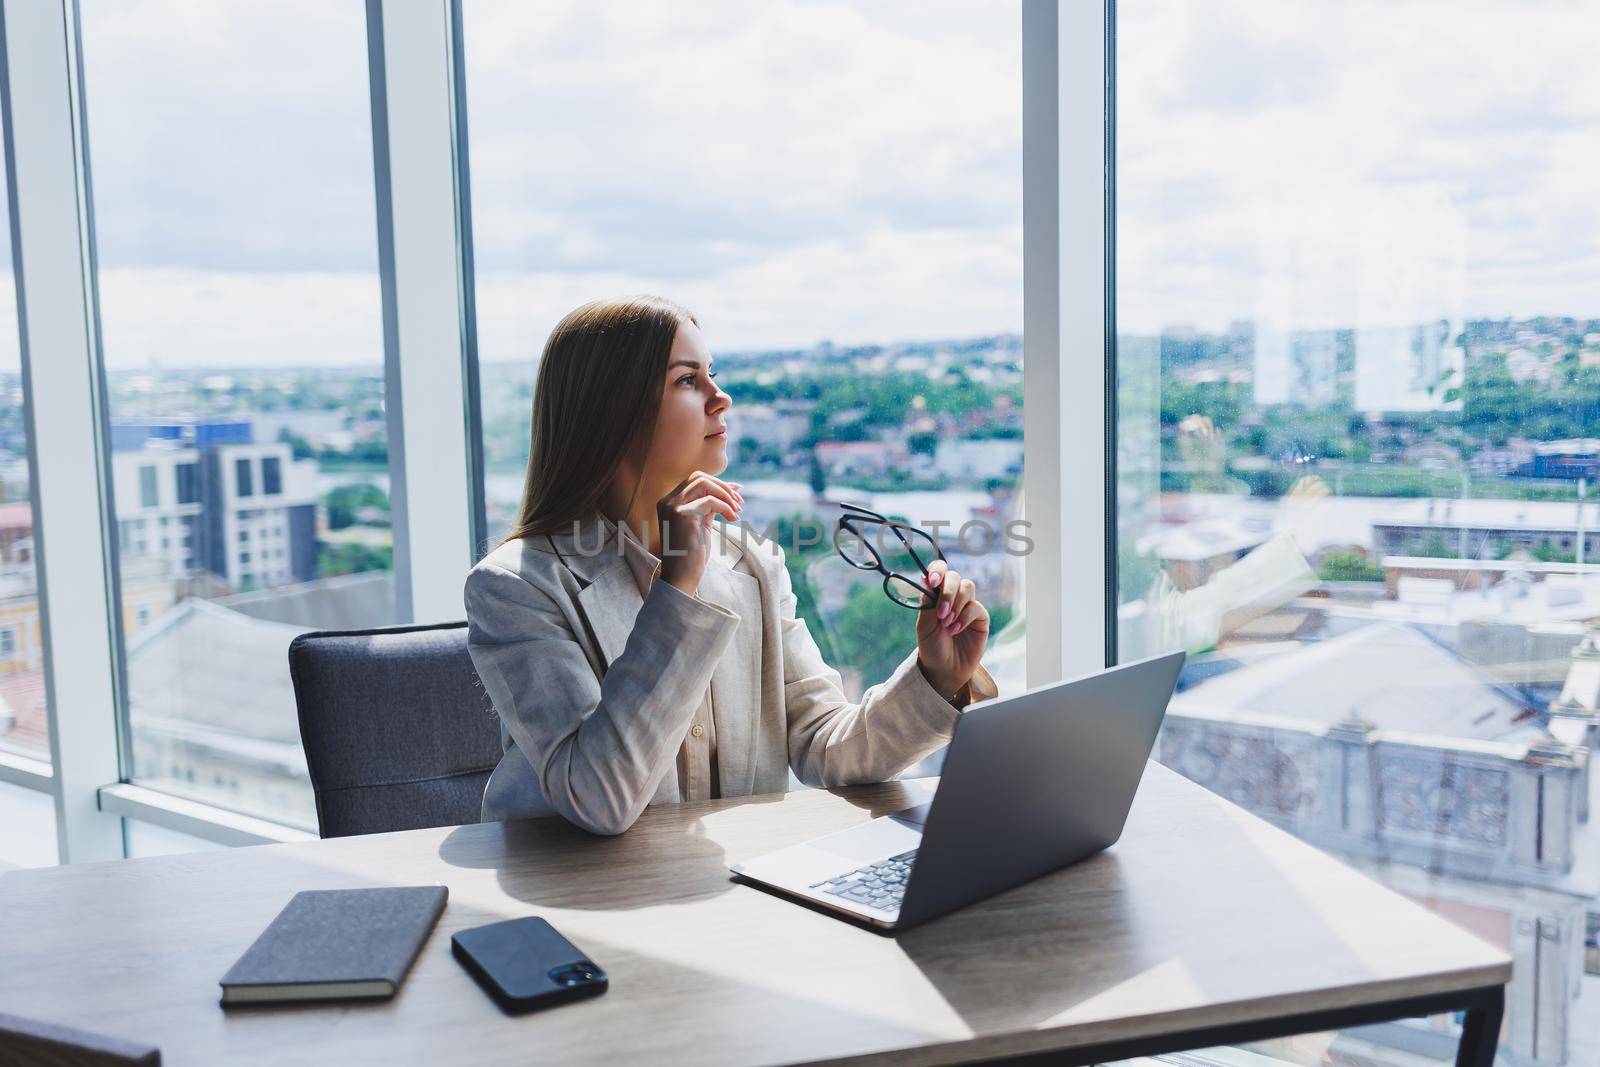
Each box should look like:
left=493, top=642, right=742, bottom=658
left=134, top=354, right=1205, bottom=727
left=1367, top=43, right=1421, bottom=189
left=914, top=560, right=989, bottom=700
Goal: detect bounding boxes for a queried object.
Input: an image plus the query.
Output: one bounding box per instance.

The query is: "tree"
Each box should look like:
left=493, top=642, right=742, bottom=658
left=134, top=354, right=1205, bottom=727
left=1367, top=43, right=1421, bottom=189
left=276, top=427, right=314, bottom=460
left=832, top=584, right=916, bottom=689
left=766, top=512, right=832, bottom=563
left=761, top=519, right=840, bottom=666
left=346, top=434, right=389, bottom=464
left=1318, top=551, right=1385, bottom=583
left=322, top=482, right=390, bottom=530
left=317, top=542, right=393, bottom=578
left=1413, top=532, right=1458, bottom=559
left=808, top=449, right=826, bottom=495
left=1533, top=544, right=1577, bottom=564
left=1160, top=378, right=1247, bottom=429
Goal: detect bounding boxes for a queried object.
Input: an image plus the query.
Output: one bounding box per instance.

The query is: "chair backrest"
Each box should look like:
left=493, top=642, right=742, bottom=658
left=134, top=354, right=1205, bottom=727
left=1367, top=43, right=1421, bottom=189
left=288, top=621, right=501, bottom=838
left=0, top=1011, right=160, bottom=1066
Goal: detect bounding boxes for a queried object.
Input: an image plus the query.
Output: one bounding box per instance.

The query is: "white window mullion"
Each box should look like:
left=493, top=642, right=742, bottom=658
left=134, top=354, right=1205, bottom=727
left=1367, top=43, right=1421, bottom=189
left=1022, top=0, right=1112, bottom=687
left=1, top=0, right=126, bottom=862
left=365, top=0, right=481, bottom=624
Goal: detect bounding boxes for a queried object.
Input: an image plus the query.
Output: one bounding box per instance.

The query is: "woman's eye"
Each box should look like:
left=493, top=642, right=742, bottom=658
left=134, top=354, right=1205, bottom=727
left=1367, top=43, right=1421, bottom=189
left=677, top=374, right=695, bottom=386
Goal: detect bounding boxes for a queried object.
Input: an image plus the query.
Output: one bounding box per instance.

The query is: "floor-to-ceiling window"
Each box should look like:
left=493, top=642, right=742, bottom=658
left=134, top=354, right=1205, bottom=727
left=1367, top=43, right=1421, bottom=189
left=461, top=0, right=1027, bottom=699
left=80, top=0, right=397, bottom=832
left=1115, top=3, right=1599, bottom=1064
left=0, top=81, right=58, bottom=870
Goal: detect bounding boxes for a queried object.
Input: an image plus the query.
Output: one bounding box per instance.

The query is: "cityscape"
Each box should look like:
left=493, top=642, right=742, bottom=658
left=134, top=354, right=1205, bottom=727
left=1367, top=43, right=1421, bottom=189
left=0, top=313, right=1596, bottom=1064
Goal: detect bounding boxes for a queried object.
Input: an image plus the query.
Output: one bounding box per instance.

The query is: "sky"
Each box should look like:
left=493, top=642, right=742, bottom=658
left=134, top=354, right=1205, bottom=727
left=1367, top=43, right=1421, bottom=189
left=1116, top=0, right=1600, bottom=337
left=2, top=0, right=1591, bottom=371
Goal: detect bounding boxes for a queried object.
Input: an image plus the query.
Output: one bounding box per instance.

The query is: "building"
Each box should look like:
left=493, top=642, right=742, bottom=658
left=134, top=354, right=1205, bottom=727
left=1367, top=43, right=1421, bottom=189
left=0, top=501, right=34, bottom=565
left=931, top=438, right=1023, bottom=481
left=1401, top=441, right=1462, bottom=469
left=1253, top=327, right=1347, bottom=406
left=814, top=440, right=906, bottom=479
left=0, top=565, right=45, bottom=683
left=122, top=570, right=398, bottom=833
left=1165, top=621, right=1595, bottom=1064
left=126, top=597, right=317, bottom=829
left=867, top=488, right=994, bottom=532
left=1355, top=321, right=1465, bottom=413
left=0, top=530, right=176, bottom=683
left=1371, top=498, right=1600, bottom=561
left=0, top=666, right=46, bottom=755
left=728, top=401, right=813, bottom=463
left=1505, top=347, right=1557, bottom=385
left=1470, top=440, right=1538, bottom=475
left=111, top=418, right=320, bottom=591
left=1515, top=439, right=1600, bottom=481
left=1378, top=556, right=1600, bottom=602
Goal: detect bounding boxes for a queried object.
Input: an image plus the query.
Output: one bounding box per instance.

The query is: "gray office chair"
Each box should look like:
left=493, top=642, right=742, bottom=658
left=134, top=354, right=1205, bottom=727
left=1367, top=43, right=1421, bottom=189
left=0, top=1011, right=160, bottom=1066
left=288, top=621, right=501, bottom=838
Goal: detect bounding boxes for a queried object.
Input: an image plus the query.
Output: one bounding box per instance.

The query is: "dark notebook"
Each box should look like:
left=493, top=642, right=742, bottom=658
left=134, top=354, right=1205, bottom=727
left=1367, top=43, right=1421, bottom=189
left=219, top=886, right=448, bottom=1005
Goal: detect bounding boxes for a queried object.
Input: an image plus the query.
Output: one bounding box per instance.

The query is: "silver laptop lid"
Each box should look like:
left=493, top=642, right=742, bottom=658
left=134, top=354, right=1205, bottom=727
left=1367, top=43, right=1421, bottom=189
left=895, top=650, right=1185, bottom=928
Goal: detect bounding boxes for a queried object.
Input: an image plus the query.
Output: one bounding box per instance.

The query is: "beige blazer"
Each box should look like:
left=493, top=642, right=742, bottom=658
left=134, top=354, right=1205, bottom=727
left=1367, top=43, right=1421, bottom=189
left=464, top=511, right=998, bottom=834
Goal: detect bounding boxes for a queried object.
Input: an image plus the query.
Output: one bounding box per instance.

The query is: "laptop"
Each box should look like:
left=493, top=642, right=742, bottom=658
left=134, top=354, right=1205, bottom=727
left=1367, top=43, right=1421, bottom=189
left=729, top=650, right=1185, bottom=931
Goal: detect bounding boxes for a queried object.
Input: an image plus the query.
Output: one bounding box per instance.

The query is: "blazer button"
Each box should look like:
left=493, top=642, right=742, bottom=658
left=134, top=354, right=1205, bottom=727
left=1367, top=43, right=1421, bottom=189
left=691, top=723, right=705, bottom=738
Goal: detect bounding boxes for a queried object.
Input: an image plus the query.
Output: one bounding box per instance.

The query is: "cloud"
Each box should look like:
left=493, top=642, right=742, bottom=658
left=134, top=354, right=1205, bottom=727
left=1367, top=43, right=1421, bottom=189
left=1117, top=0, right=1600, bottom=332
left=97, top=269, right=381, bottom=369
left=59, top=0, right=1600, bottom=368
left=78, top=0, right=1023, bottom=361
left=80, top=0, right=380, bottom=274
left=1161, top=8, right=1332, bottom=114
left=476, top=222, right=1024, bottom=360
left=461, top=0, right=1019, bottom=276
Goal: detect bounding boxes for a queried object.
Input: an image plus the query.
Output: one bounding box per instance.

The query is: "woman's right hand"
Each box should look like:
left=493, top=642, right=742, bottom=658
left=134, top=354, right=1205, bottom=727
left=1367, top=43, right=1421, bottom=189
left=656, top=471, right=743, bottom=596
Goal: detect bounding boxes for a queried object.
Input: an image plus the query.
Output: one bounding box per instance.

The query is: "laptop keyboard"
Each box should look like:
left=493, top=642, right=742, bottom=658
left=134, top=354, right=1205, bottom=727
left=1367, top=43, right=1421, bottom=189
left=810, top=849, right=918, bottom=912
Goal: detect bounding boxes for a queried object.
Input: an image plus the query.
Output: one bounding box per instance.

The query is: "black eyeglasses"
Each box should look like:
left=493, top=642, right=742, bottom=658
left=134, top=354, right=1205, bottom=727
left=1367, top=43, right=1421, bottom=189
left=833, top=501, right=945, bottom=610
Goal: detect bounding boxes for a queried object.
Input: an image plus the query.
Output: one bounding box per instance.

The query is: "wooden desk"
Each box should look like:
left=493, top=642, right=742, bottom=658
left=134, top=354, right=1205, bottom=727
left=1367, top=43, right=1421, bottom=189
left=0, top=764, right=1509, bottom=1067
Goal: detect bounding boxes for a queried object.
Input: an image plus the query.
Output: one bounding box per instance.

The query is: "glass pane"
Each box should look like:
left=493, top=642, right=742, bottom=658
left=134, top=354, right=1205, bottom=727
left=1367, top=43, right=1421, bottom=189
left=0, top=781, right=58, bottom=871
left=81, top=0, right=394, bottom=832
left=0, top=92, right=51, bottom=767
left=1116, top=4, right=1595, bottom=1065
left=464, top=1, right=1025, bottom=697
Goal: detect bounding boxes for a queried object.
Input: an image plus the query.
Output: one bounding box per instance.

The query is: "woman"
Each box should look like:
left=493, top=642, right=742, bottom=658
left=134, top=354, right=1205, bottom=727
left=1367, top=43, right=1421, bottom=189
left=465, top=296, right=999, bottom=835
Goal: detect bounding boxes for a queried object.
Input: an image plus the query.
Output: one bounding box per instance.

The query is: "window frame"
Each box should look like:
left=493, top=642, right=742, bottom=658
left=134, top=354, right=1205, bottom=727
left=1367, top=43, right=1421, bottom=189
left=0, top=0, right=127, bottom=859
left=1021, top=0, right=1114, bottom=684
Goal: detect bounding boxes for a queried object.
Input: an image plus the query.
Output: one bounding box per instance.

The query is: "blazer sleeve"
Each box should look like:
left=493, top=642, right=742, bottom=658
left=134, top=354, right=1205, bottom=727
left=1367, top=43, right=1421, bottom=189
left=464, top=561, right=740, bottom=835
left=764, top=542, right=1000, bottom=789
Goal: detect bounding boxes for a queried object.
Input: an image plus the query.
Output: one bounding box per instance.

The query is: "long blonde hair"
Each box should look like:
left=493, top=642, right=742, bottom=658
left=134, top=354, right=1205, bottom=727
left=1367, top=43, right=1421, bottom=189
left=499, top=295, right=698, bottom=546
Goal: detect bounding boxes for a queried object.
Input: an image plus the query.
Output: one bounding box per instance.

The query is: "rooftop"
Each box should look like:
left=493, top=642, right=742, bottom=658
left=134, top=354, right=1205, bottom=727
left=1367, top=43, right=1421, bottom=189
left=126, top=597, right=307, bottom=746
left=1174, top=621, right=1547, bottom=745
left=1373, top=497, right=1600, bottom=533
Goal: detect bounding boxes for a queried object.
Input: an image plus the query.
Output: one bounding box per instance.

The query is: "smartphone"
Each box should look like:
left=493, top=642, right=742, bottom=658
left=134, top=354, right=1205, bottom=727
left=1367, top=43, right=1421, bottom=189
left=451, top=916, right=608, bottom=1014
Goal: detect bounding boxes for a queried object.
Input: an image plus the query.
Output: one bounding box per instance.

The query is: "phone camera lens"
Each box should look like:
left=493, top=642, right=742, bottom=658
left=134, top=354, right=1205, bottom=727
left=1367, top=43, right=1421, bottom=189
left=548, top=960, right=602, bottom=987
